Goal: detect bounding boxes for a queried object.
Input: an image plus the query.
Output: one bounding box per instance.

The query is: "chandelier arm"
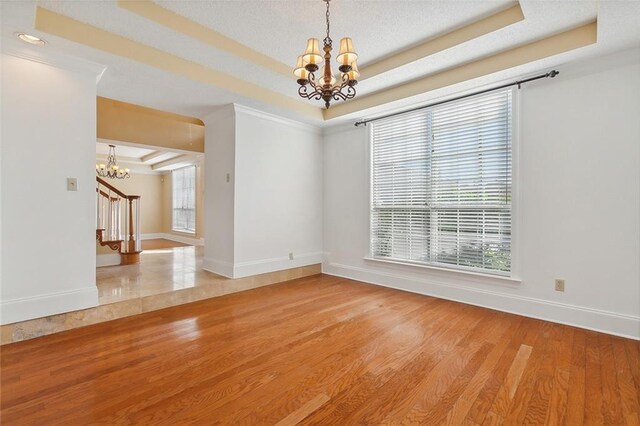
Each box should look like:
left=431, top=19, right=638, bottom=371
left=298, top=84, right=323, bottom=101
left=331, top=77, right=349, bottom=94
left=307, top=73, right=319, bottom=90
left=329, top=77, right=349, bottom=96
left=298, top=85, right=312, bottom=99
left=332, top=91, right=348, bottom=101
left=346, top=85, right=357, bottom=98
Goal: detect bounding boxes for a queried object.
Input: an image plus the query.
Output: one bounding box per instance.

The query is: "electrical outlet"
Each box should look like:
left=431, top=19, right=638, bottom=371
left=555, top=279, right=565, bottom=292
left=226, top=173, right=230, bottom=183
left=289, top=252, right=294, bottom=260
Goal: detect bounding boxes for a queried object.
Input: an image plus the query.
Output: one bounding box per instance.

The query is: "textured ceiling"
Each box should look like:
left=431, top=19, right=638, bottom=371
left=1, top=0, right=639, bottom=126
left=155, top=0, right=512, bottom=67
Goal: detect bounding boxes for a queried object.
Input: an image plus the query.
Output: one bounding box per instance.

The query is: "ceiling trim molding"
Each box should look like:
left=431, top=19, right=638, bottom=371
left=151, top=155, right=194, bottom=170
left=140, top=150, right=167, bottom=163
left=97, top=138, right=201, bottom=157
left=361, top=3, right=525, bottom=81
left=233, top=104, right=323, bottom=135
left=325, top=21, right=598, bottom=120
left=117, top=0, right=292, bottom=78
left=1, top=38, right=107, bottom=83
left=34, top=7, right=323, bottom=121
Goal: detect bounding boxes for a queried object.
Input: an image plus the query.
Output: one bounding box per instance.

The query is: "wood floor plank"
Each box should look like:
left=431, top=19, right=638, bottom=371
left=82, top=288, right=415, bottom=424
left=584, top=331, right=605, bottom=425
left=543, top=327, right=573, bottom=425
left=1, top=274, right=638, bottom=425
left=464, top=317, right=543, bottom=425
left=124, top=291, right=425, bottom=424
left=219, top=299, right=450, bottom=425
left=483, top=343, right=533, bottom=422
left=566, top=329, right=587, bottom=426
left=443, top=317, right=525, bottom=425
left=612, top=337, right=640, bottom=425
left=239, top=299, right=458, bottom=424
left=274, top=393, right=330, bottom=426
left=599, top=333, right=625, bottom=425
left=624, top=339, right=640, bottom=407
left=297, top=301, right=477, bottom=425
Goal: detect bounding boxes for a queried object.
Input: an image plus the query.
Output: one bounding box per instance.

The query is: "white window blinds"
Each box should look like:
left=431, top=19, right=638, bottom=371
left=371, top=89, right=512, bottom=275
left=172, top=165, right=196, bottom=233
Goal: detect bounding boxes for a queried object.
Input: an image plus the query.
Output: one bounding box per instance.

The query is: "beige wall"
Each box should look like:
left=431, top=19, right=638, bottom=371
left=98, top=169, right=164, bottom=235
left=97, top=159, right=204, bottom=239
left=161, top=161, right=205, bottom=239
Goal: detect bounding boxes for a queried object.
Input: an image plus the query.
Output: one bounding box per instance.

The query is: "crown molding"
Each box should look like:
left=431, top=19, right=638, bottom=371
left=322, top=120, right=364, bottom=137
left=1, top=38, right=107, bottom=83
left=232, top=104, right=323, bottom=135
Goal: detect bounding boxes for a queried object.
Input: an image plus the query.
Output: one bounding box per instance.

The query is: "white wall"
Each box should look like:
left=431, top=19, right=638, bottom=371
left=1, top=49, right=104, bottom=324
left=322, top=48, right=640, bottom=339
left=233, top=106, right=323, bottom=277
left=203, top=105, right=323, bottom=278
left=203, top=105, right=236, bottom=278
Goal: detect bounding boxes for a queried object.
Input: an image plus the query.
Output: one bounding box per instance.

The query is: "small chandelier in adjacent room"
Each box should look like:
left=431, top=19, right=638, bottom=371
left=96, top=144, right=130, bottom=179
left=294, top=0, right=359, bottom=109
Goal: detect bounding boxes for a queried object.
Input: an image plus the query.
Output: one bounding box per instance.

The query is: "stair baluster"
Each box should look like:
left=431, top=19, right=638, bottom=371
left=96, top=177, right=142, bottom=265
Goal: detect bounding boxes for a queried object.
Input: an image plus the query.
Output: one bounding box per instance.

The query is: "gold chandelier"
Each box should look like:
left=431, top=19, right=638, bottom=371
left=294, top=0, right=359, bottom=109
left=96, top=144, right=130, bottom=179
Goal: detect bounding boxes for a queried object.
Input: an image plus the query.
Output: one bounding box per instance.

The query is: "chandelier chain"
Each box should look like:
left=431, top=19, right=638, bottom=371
left=323, top=0, right=332, bottom=46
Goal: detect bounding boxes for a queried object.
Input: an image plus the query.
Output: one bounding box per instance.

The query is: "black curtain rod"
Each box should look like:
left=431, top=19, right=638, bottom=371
left=354, top=69, right=559, bottom=127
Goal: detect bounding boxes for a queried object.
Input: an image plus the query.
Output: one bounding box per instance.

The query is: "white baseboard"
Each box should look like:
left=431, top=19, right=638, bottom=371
left=323, top=262, right=640, bottom=340
left=233, top=252, right=323, bottom=278
left=203, top=258, right=234, bottom=278
left=96, top=253, right=121, bottom=267
left=1, top=286, right=99, bottom=325
left=203, top=252, right=322, bottom=279
left=141, top=233, right=204, bottom=246
left=141, top=233, right=164, bottom=240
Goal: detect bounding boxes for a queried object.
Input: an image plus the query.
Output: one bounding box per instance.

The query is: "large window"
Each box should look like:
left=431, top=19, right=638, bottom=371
left=172, top=165, right=196, bottom=233
left=370, top=89, right=512, bottom=275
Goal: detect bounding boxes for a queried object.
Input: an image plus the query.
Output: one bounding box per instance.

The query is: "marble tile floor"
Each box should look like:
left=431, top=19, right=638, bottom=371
left=2, top=246, right=321, bottom=344
left=97, top=245, right=213, bottom=305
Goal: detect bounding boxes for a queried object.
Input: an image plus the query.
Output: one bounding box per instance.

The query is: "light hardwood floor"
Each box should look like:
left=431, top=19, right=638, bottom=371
left=1, top=274, right=639, bottom=425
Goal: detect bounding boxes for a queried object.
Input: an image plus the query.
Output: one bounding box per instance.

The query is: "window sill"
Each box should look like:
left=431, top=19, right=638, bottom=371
left=363, top=256, right=522, bottom=285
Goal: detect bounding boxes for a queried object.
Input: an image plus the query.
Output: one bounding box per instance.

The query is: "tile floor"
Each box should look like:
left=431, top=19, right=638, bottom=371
left=97, top=245, right=223, bottom=305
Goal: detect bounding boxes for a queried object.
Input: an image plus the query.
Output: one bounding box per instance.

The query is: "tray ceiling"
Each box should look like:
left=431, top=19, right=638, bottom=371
left=1, top=1, right=639, bottom=126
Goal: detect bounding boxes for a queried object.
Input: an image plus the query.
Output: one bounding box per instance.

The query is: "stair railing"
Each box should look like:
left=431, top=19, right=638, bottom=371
left=96, top=177, right=141, bottom=254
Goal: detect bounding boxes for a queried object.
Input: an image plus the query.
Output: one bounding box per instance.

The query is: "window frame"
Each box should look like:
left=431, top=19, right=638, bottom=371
left=171, top=164, right=197, bottom=234
left=367, top=88, right=521, bottom=280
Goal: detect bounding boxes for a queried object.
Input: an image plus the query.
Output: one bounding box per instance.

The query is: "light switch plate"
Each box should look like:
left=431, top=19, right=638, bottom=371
left=67, top=177, right=78, bottom=191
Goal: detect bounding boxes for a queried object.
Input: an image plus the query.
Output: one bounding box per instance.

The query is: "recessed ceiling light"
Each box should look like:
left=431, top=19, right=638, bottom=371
left=15, top=33, right=47, bottom=46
